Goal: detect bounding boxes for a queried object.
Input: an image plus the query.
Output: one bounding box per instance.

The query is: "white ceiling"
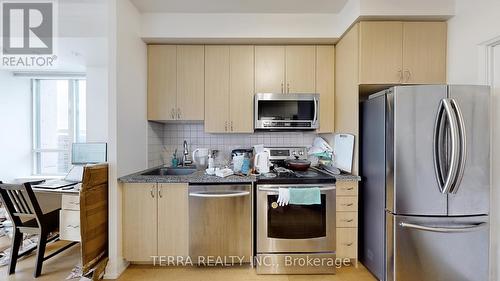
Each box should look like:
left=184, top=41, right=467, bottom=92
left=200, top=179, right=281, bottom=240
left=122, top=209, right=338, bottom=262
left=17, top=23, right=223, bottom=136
left=130, top=0, right=349, bottom=13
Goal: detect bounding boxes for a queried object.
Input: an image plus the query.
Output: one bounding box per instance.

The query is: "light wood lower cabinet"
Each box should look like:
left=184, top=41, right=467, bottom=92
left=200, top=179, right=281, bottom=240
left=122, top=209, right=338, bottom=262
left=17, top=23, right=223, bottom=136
left=123, top=183, right=188, bottom=262
left=157, top=183, right=189, bottom=257
left=123, top=183, right=158, bottom=262
left=336, top=181, right=359, bottom=264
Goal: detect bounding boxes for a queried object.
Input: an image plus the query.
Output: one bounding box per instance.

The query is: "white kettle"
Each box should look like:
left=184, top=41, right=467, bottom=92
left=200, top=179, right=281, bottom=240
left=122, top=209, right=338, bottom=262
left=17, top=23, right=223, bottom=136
left=254, top=149, right=271, bottom=174
left=192, top=148, right=209, bottom=170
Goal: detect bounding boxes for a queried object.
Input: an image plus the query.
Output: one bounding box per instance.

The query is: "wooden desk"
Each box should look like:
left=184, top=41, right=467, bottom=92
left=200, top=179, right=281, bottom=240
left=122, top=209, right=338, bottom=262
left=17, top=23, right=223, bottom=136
left=32, top=186, right=82, bottom=242
left=30, top=164, right=108, bottom=275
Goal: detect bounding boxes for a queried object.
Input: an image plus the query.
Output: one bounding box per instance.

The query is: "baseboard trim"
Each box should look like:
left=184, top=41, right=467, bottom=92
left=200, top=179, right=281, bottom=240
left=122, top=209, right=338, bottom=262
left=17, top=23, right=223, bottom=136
left=103, top=257, right=129, bottom=279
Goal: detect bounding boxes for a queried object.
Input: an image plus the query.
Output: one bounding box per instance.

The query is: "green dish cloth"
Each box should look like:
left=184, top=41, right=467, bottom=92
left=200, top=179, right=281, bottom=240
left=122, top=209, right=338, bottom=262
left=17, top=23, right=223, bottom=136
left=289, top=187, right=321, bottom=205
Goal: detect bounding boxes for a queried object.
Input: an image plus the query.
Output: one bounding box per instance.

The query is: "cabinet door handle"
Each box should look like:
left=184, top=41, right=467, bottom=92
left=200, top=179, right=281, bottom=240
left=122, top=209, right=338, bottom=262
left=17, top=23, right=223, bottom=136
left=404, top=70, right=411, bottom=83
left=171, top=108, right=175, bottom=119
left=343, top=187, right=354, bottom=191
left=230, top=121, right=233, bottom=131
left=342, top=203, right=354, bottom=207
left=150, top=186, right=155, bottom=198
left=158, top=186, right=163, bottom=198
left=224, top=121, right=228, bottom=131
left=343, top=242, right=353, bottom=247
left=281, top=82, right=284, bottom=93
left=398, top=70, right=403, bottom=83
left=342, top=219, right=354, bottom=222
left=177, top=108, right=181, bottom=119
left=287, top=83, right=290, bottom=93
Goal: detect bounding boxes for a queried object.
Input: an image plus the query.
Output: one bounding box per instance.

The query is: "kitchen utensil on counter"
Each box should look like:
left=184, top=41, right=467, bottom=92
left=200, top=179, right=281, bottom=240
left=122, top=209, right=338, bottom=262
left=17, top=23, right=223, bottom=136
left=192, top=148, right=209, bottom=170
left=231, top=148, right=253, bottom=159
left=333, top=134, right=354, bottom=173
left=284, top=157, right=311, bottom=171
left=254, top=149, right=271, bottom=174
left=232, top=155, right=245, bottom=172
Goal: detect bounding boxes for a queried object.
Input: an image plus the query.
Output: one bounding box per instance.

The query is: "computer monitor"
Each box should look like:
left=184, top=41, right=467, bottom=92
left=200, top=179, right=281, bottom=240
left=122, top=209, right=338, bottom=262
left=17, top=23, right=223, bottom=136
left=71, top=143, right=107, bottom=164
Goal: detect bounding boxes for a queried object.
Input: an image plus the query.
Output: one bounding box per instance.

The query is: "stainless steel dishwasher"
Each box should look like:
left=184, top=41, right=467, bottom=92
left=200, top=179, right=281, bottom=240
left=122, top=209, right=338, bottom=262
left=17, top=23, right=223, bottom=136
left=189, top=184, right=252, bottom=264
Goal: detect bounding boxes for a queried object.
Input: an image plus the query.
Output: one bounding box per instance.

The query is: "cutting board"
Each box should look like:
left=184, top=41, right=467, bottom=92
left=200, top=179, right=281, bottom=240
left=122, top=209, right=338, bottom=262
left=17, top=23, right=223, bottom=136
left=334, top=134, right=355, bottom=173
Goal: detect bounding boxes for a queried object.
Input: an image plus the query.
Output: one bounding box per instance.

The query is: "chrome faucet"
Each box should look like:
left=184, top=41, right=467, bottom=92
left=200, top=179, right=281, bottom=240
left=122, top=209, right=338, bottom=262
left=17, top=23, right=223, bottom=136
left=182, top=140, right=192, bottom=166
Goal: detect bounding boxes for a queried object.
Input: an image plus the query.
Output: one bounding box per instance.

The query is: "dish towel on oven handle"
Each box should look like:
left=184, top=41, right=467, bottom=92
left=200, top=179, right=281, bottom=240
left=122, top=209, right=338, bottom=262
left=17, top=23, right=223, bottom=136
left=289, top=187, right=321, bottom=205
left=277, top=188, right=290, bottom=206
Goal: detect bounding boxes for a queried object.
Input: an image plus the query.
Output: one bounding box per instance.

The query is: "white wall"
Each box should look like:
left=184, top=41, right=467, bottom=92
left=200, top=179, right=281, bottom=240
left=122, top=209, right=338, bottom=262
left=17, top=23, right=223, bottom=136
left=140, top=0, right=454, bottom=43
left=493, top=44, right=500, bottom=281
left=141, top=13, right=339, bottom=41
left=447, top=1, right=500, bottom=280
left=447, top=0, right=500, bottom=84
left=105, top=0, right=147, bottom=278
left=86, top=67, right=109, bottom=142
left=359, top=0, right=454, bottom=17
left=0, top=71, right=32, bottom=182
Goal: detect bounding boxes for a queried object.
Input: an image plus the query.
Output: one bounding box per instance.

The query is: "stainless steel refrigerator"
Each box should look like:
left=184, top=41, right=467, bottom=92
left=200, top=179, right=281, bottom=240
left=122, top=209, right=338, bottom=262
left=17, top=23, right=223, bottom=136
left=360, top=85, right=490, bottom=281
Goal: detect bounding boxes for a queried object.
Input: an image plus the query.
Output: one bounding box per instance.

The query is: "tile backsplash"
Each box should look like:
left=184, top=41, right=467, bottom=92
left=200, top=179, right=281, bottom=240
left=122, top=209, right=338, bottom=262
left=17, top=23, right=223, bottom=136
left=148, top=121, right=332, bottom=168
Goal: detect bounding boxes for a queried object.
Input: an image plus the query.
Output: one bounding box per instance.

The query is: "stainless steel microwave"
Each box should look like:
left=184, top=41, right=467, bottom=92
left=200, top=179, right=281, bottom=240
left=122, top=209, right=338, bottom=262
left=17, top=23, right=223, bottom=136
left=254, top=93, right=319, bottom=130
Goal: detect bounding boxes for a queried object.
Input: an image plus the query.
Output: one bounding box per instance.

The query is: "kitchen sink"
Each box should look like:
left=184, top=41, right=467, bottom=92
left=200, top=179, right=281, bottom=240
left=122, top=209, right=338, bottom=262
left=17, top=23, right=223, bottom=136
left=141, top=167, right=197, bottom=176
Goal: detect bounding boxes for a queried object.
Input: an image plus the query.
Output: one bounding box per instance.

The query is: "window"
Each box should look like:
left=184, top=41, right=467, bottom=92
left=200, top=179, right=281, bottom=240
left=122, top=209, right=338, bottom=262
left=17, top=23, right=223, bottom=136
left=32, top=79, right=86, bottom=175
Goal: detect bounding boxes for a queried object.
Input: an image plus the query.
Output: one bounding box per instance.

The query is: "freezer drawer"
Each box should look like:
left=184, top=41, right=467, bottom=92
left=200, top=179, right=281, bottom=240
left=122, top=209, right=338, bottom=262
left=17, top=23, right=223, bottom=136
left=386, top=214, right=489, bottom=281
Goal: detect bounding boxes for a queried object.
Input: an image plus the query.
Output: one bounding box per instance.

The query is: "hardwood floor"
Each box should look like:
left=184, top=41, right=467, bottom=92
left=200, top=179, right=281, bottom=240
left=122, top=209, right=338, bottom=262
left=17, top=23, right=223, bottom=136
left=116, top=263, right=377, bottom=281
left=0, top=240, right=81, bottom=281
left=0, top=236, right=376, bottom=281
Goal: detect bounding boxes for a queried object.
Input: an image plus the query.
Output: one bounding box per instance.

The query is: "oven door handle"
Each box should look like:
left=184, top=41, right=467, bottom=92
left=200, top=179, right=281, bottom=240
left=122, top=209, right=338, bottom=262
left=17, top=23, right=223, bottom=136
left=258, top=186, right=335, bottom=192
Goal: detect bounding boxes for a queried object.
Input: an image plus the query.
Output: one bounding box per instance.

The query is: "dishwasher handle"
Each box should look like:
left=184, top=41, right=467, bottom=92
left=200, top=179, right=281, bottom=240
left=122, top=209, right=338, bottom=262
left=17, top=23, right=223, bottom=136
left=189, top=190, right=250, bottom=198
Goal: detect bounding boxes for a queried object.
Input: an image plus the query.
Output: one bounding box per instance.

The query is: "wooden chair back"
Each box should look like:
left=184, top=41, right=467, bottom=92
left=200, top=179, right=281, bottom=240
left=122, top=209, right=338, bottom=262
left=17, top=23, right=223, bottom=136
left=0, top=183, right=44, bottom=229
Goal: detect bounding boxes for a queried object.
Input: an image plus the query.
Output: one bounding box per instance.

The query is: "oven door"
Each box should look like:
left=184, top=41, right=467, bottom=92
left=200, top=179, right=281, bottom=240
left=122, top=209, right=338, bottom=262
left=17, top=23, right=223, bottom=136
left=254, top=93, right=319, bottom=130
left=257, top=184, right=335, bottom=253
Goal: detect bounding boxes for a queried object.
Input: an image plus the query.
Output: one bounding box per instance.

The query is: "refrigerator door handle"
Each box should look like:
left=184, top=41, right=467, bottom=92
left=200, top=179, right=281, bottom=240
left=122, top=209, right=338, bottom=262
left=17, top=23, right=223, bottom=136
left=449, top=99, right=467, bottom=194
left=433, top=101, right=447, bottom=192
left=399, top=222, right=488, bottom=233
left=434, top=99, right=461, bottom=194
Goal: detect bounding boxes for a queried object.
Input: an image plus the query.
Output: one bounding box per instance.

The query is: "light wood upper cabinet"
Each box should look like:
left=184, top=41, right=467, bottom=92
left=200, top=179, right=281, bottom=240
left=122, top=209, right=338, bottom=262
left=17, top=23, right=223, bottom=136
left=205, top=45, right=254, bottom=133
left=148, top=45, right=205, bottom=121
left=358, top=21, right=446, bottom=84
left=204, top=46, right=230, bottom=133
left=148, top=45, right=177, bottom=120
left=157, top=183, right=189, bottom=257
left=229, top=45, right=254, bottom=133
left=123, top=183, right=158, bottom=262
left=286, top=46, right=316, bottom=93
left=402, top=22, right=447, bottom=84
left=255, top=46, right=286, bottom=93
left=359, top=22, right=403, bottom=84
left=316, top=45, right=335, bottom=133
left=177, top=45, right=205, bottom=120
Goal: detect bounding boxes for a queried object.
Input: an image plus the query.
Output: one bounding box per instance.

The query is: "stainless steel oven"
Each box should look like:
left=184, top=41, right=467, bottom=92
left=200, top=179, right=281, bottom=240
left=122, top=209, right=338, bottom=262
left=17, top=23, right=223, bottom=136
left=254, top=93, right=319, bottom=130
left=256, top=183, right=336, bottom=274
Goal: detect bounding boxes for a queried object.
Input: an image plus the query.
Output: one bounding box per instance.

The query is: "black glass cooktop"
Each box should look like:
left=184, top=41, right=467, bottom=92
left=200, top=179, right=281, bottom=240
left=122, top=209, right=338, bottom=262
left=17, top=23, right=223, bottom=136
left=256, top=167, right=336, bottom=185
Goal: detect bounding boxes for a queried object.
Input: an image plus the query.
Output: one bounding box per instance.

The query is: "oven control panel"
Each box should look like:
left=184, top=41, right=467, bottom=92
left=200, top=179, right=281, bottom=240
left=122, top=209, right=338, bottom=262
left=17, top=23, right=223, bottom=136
left=266, top=147, right=307, bottom=161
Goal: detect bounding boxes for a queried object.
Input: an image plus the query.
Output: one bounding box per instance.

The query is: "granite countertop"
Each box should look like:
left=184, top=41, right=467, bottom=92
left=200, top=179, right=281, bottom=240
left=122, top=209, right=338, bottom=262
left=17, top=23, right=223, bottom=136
left=118, top=166, right=256, bottom=184
left=119, top=166, right=361, bottom=184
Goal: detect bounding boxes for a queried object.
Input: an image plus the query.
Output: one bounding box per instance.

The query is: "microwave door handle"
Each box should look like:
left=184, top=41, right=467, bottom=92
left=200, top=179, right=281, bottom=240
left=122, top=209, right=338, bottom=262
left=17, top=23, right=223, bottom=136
left=313, top=96, right=318, bottom=124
